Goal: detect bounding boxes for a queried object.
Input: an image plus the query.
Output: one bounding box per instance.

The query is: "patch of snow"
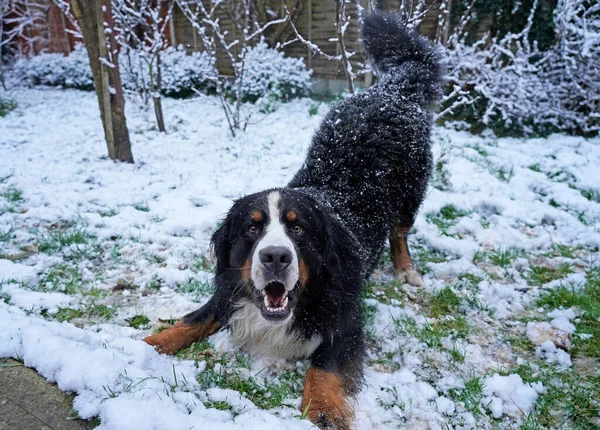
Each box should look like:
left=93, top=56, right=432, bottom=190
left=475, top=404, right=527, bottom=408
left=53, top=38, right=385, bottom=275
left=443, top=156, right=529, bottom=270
left=482, top=373, right=544, bottom=419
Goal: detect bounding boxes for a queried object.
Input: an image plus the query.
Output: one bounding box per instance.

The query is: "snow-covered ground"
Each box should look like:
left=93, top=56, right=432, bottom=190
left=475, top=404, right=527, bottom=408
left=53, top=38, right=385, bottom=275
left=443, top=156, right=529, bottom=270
left=1, top=88, right=599, bottom=429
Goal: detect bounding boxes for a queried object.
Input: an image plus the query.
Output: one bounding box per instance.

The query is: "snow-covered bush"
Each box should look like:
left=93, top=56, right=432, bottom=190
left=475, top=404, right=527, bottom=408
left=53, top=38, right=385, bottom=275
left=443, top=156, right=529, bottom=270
left=440, top=0, right=599, bottom=137
left=120, top=46, right=217, bottom=99
left=11, top=44, right=217, bottom=98
left=11, top=44, right=93, bottom=90
left=236, top=41, right=312, bottom=104
left=542, top=0, right=600, bottom=136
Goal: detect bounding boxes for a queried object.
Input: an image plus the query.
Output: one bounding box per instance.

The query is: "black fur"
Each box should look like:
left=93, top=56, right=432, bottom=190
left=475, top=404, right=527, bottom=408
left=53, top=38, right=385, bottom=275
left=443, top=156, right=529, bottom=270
left=179, top=12, right=441, bottom=414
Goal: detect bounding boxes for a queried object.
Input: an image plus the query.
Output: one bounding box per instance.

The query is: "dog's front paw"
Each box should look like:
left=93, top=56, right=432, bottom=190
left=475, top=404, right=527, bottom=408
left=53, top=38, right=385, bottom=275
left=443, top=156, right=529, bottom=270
left=395, top=268, right=424, bottom=287
left=301, top=368, right=353, bottom=429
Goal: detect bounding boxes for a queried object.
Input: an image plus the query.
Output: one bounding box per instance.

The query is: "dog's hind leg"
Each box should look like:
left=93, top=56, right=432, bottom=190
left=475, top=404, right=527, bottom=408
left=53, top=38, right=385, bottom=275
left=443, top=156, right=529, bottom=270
left=390, top=224, right=424, bottom=287
left=143, top=297, right=221, bottom=355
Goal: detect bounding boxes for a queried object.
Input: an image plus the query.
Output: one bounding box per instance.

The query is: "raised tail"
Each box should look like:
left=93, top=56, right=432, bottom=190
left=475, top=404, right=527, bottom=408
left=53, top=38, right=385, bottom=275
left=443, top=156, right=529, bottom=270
left=361, top=12, right=443, bottom=106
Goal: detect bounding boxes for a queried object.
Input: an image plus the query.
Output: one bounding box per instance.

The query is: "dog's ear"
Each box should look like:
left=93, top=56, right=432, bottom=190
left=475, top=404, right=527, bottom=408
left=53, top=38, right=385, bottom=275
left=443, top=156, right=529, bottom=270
left=210, top=215, right=233, bottom=273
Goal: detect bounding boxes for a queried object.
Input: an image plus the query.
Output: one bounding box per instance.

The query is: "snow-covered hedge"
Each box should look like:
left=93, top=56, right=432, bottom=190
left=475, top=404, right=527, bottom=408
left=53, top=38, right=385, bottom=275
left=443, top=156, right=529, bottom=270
left=120, top=46, right=217, bottom=98
left=9, top=42, right=312, bottom=104
left=236, top=41, right=312, bottom=103
left=11, top=44, right=94, bottom=90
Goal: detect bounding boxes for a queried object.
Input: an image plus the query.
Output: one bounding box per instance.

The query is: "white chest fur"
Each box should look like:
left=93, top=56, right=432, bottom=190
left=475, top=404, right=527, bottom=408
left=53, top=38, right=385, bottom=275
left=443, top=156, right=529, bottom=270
left=229, top=300, right=322, bottom=359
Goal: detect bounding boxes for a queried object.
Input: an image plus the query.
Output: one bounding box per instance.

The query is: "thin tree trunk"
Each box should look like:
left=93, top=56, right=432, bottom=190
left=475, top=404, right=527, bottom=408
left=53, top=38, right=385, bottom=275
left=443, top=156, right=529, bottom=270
left=71, top=0, right=134, bottom=163
left=336, top=0, right=354, bottom=94
left=152, top=52, right=166, bottom=132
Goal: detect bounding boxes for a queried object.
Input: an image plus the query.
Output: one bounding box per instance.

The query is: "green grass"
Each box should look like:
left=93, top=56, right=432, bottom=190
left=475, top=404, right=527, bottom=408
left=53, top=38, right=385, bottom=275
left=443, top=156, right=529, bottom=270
left=0, top=98, right=16, bottom=117
left=458, top=272, right=485, bottom=284
left=37, top=263, right=85, bottom=294
left=54, top=303, right=116, bottom=323
left=427, top=286, right=462, bottom=318
left=99, top=208, right=118, bottom=217
left=363, top=280, right=406, bottom=305
left=132, top=203, right=150, bottom=212
left=126, top=314, right=150, bottom=329
left=495, top=166, right=515, bottom=182
left=448, top=375, right=485, bottom=417
left=192, top=255, right=215, bottom=273
left=0, top=291, right=10, bottom=303
left=175, top=278, right=214, bottom=301
left=537, top=268, right=600, bottom=359
left=0, top=227, right=13, bottom=243
left=546, top=243, right=577, bottom=259
left=498, top=359, right=600, bottom=429
left=397, top=315, right=470, bottom=350
left=580, top=188, right=600, bottom=204
left=413, top=245, right=451, bottom=275
left=473, top=248, right=522, bottom=268
left=37, top=224, right=96, bottom=255
left=527, top=263, right=573, bottom=286
left=426, top=204, right=470, bottom=237
left=188, top=340, right=305, bottom=410
left=1, top=187, right=23, bottom=203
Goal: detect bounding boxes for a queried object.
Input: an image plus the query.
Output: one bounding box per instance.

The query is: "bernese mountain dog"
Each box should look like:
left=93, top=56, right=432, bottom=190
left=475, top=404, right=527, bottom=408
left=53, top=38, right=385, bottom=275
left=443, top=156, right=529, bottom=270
left=144, top=12, right=442, bottom=429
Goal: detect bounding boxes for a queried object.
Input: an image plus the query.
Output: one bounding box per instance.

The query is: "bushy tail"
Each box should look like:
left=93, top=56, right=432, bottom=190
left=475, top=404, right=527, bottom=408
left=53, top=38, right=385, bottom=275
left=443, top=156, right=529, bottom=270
left=361, top=12, right=443, bottom=106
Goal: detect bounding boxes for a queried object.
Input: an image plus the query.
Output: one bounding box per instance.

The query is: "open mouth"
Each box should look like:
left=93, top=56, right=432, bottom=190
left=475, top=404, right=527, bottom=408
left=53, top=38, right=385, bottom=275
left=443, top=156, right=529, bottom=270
left=259, top=281, right=291, bottom=320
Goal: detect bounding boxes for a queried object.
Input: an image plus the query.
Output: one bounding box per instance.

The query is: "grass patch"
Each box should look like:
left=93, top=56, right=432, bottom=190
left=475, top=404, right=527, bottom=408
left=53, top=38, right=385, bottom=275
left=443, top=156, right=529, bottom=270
left=363, top=280, right=406, bottom=305
left=448, top=375, right=485, bottom=418
left=175, top=278, right=214, bottom=301
left=37, top=263, right=85, bottom=294
left=192, top=255, right=215, bottom=273
left=527, top=263, right=573, bottom=286
left=37, top=224, right=96, bottom=256
left=547, top=243, right=577, bottom=259
left=426, top=204, right=470, bottom=237
left=1, top=187, right=23, bottom=203
left=54, top=303, right=116, bottom=323
left=397, top=315, right=470, bottom=349
left=0, top=227, right=14, bottom=243
left=0, top=98, right=17, bottom=117
left=458, top=272, right=484, bottom=285
left=537, top=269, right=600, bottom=359
left=580, top=188, right=600, bottom=204
left=132, top=203, right=150, bottom=212
left=413, top=245, right=451, bottom=275
left=191, top=340, right=305, bottom=410
left=126, top=314, right=150, bottom=329
left=427, top=286, right=462, bottom=318
left=473, top=248, right=522, bottom=268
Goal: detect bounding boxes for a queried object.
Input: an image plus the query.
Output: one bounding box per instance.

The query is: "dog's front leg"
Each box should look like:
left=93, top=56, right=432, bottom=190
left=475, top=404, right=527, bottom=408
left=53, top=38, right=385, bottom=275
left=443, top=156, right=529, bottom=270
left=301, top=338, right=362, bottom=429
left=143, top=297, right=221, bottom=355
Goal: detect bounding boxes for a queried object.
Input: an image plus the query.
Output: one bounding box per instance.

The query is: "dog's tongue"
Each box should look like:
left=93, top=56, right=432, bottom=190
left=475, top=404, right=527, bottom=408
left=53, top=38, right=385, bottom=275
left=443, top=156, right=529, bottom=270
left=267, top=293, right=285, bottom=307
left=265, top=283, right=286, bottom=307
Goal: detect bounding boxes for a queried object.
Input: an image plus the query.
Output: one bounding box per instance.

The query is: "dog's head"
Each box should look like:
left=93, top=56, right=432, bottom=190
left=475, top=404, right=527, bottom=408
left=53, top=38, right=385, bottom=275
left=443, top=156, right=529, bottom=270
left=211, top=188, right=348, bottom=324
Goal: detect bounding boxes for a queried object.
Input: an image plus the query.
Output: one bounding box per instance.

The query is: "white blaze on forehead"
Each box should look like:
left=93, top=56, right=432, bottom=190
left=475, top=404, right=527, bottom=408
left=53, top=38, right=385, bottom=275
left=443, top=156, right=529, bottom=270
left=251, top=191, right=299, bottom=291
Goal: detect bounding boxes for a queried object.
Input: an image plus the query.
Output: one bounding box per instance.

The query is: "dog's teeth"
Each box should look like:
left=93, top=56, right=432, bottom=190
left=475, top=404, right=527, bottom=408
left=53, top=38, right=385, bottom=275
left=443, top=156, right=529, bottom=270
left=264, top=295, right=269, bottom=307
left=283, top=297, right=288, bottom=307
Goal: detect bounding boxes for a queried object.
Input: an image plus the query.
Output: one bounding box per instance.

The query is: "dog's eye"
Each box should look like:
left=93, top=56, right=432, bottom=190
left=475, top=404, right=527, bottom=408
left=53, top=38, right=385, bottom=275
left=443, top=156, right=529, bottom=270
left=248, top=226, right=258, bottom=235
left=292, top=225, right=303, bottom=234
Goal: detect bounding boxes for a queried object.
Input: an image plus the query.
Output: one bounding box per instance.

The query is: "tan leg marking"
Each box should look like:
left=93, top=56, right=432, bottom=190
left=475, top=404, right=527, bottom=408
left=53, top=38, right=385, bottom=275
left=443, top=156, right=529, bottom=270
left=390, top=224, right=423, bottom=287
left=143, top=318, right=221, bottom=355
left=301, top=368, right=353, bottom=429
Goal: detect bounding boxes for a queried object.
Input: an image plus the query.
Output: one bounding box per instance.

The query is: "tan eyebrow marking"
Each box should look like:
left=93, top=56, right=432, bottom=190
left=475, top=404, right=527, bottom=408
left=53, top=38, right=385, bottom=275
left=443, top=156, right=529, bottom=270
left=286, top=210, right=297, bottom=222
left=251, top=211, right=263, bottom=222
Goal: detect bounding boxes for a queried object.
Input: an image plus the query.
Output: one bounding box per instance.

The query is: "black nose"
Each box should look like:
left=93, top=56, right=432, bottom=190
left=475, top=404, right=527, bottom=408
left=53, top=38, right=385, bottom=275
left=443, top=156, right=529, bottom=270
left=259, top=246, right=292, bottom=273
